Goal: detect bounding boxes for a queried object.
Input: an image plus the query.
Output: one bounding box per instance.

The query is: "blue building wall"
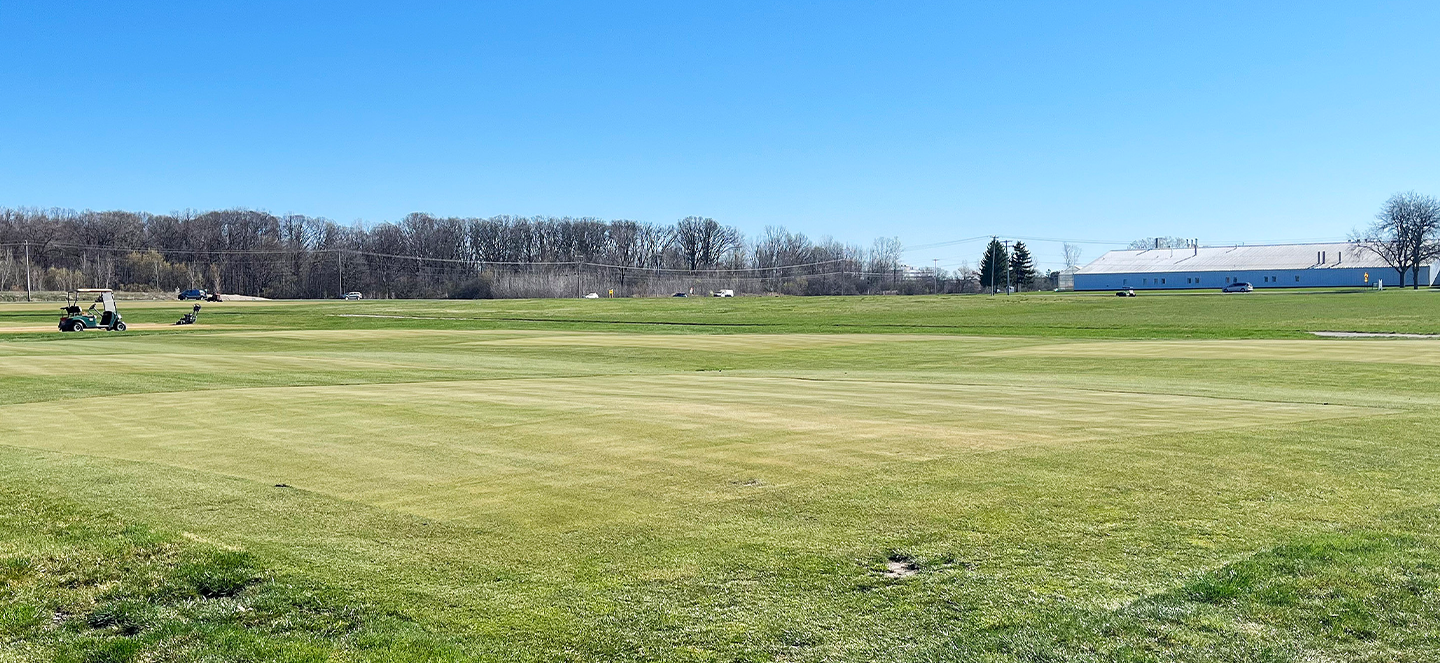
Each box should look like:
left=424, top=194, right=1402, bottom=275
left=1074, top=265, right=1431, bottom=291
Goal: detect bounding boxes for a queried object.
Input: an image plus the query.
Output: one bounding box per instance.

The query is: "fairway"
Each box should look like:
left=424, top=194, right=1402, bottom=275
left=3, top=292, right=1440, bottom=662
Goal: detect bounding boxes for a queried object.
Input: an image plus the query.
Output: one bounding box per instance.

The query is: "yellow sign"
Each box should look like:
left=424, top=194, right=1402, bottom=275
left=608, top=289, right=614, bottom=297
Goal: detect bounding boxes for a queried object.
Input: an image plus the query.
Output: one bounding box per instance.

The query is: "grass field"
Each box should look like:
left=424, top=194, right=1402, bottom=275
left=2, top=290, right=1439, bottom=661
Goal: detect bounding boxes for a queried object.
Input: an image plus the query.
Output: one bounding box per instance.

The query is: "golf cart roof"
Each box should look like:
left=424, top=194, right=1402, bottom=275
left=75, top=288, right=114, bottom=293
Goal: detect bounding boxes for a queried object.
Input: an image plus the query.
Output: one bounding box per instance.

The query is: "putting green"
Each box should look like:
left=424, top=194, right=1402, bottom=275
left=466, top=332, right=956, bottom=351
left=0, top=372, right=1375, bottom=525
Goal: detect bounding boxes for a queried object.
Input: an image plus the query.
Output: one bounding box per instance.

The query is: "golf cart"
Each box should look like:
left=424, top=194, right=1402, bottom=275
left=59, top=289, right=126, bottom=332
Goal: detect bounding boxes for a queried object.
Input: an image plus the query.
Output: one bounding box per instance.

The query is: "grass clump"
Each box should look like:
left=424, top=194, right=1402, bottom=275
left=958, top=527, right=1440, bottom=662
left=0, top=487, right=459, bottom=662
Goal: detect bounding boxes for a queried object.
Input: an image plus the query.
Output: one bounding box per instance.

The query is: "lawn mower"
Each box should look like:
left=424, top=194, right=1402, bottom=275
left=174, top=304, right=202, bottom=325
left=59, top=288, right=126, bottom=332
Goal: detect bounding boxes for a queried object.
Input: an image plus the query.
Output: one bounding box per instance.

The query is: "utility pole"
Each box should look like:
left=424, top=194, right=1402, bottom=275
left=1003, top=240, right=1012, bottom=295
left=932, top=258, right=939, bottom=294
left=337, top=249, right=344, bottom=296
left=989, top=236, right=997, bottom=295
left=23, top=241, right=32, bottom=302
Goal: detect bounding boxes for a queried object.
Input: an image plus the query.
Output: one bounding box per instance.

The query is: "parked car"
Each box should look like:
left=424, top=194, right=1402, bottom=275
left=712, top=289, right=734, bottom=297
left=1221, top=282, right=1253, bottom=293
left=179, top=289, right=207, bottom=301
left=1115, top=287, right=1136, bottom=297
left=672, top=292, right=688, bottom=297
left=343, top=291, right=363, bottom=300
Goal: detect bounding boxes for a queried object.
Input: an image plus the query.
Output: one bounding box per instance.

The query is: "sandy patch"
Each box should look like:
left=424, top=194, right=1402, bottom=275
left=1311, top=331, right=1440, bottom=339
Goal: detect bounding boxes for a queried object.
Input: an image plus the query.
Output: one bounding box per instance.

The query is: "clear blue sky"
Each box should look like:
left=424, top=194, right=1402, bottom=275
left=2, top=1, right=1437, bottom=270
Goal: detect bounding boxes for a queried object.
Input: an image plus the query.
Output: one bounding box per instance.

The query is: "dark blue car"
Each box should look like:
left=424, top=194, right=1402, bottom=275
left=179, top=289, right=207, bottom=301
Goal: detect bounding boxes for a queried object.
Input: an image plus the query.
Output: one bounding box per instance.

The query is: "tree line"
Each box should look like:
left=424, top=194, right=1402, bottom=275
left=0, top=208, right=936, bottom=299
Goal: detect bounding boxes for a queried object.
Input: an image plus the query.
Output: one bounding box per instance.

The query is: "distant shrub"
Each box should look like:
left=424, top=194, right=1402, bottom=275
left=448, top=276, right=493, bottom=299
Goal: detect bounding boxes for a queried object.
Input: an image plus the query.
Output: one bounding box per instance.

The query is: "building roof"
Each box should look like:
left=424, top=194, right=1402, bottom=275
left=1075, top=242, right=1395, bottom=275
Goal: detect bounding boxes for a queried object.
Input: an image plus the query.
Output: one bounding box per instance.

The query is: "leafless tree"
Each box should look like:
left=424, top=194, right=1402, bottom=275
left=1355, top=191, right=1440, bottom=289
left=1127, top=237, right=1193, bottom=250
left=673, top=216, right=742, bottom=271
left=1062, top=243, right=1082, bottom=270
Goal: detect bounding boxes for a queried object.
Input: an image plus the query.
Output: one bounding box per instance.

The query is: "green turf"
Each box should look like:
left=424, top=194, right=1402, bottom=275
left=2, top=287, right=1438, bottom=338
left=2, top=291, right=1439, bottom=661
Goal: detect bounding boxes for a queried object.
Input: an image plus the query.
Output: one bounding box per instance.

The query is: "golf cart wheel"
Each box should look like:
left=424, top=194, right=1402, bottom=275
left=115, top=322, right=127, bottom=331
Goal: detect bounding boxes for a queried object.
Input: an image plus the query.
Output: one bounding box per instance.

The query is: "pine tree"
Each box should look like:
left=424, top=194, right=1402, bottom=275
left=978, top=238, right=1009, bottom=292
left=1009, top=241, right=1037, bottom=291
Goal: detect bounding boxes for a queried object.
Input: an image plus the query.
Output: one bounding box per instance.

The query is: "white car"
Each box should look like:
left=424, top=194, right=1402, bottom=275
left=712, top=289, right=734, bottom=297
left=343, top=292, right=363, bottom=300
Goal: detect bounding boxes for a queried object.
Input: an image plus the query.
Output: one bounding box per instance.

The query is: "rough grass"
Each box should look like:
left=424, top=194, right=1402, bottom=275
left=1, top=292, right=1440, bottom=661
left=0, top=487, right=460, bottom=662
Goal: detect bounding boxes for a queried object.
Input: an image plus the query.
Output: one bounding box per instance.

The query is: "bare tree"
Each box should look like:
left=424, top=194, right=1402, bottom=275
left=1062, top=243, right=1082, bottom=270
left=1127, top=237, right=1192, bottom=250
left=1356, top=191, right=1440, bottom=289
left=673, top=217, right=742, bottom=271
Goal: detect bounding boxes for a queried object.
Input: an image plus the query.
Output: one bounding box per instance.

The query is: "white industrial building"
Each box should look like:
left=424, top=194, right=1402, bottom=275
left=1073, top=242, right=1435, bottom=291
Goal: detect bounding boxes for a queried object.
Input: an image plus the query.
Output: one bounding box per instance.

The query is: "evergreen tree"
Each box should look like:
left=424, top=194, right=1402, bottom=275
left=1009, top=241, right=1037, bottom=290
left=978, top=238, right=1009, bottom=292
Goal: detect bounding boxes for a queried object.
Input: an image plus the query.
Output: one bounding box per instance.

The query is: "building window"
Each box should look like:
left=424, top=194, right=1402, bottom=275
left=1160, top=278, right=1166, bottom=284
left=1295, top=276, right=1301, bottom=282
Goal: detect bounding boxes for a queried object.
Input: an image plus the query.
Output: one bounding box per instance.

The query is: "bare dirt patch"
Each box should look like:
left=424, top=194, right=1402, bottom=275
left=883, top=557, right=918, bottom=579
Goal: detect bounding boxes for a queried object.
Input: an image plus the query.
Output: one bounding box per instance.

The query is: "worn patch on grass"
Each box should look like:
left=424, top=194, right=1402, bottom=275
left=983, top=338, right=1440, bottom=366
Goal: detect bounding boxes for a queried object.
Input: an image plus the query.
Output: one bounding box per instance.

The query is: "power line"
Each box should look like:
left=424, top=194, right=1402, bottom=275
left=0, top=241, right=889, bottom=276
left=902, top=235, right=992, bottom=251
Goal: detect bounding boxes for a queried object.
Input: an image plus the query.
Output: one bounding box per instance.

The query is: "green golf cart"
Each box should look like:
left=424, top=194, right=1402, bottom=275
left=59, top=288, right=126, bottom=332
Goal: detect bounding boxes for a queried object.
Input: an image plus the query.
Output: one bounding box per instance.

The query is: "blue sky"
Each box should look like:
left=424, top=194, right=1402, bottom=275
left=2, top=2, right=1437, bottom=270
